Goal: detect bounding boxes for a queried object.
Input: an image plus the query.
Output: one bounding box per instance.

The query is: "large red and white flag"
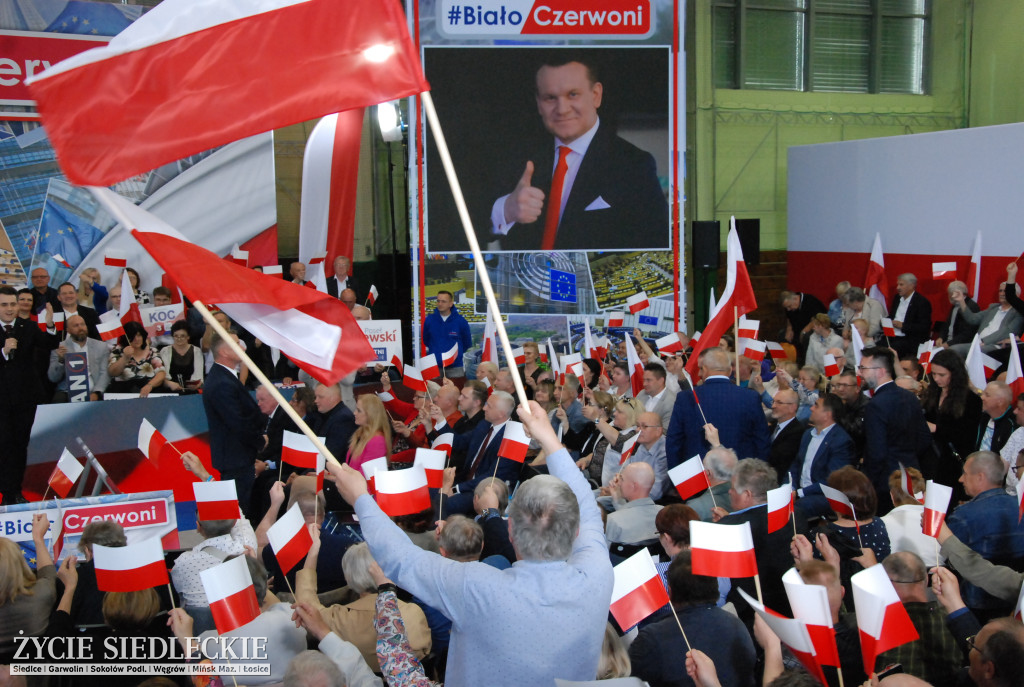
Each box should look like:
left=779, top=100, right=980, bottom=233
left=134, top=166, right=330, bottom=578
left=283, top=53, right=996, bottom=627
left=609, top=550, right=669, bottom=631
left=690, top=521, right=758, bottom=578
left=413, top=448, right=447, bottom=489
left=267, top=504, right=313, bottom=575
left=783, top=568, right=839, bottom=667
left=93, top=538, right=169, bottom=593
left=97, top=317, right=126, bottom=342
left=626, top=291, right=650, bottom=314
left=606, top=312, right=625, bottom=328
left=967, top=231, right=982, bottom=301
left=498, top=421, right=530, bottom=463
left=668, top=455, right=709, bottom=501
left=48, top=448, right=84, bottom=499
left=481, top=309, right=499, bottom=364
left=686, top=220, right=758, bottom=376
left=201, top=555, right=261, bottom=635
left=820, top=484, right=857, bottom=520
left=137, top=419, right=169, bottom=464
left=1007, top=334, right=1024, bottom=398
left=431, top=433, right=454, bottom=455
left=441, top=343, right=460, bottom=369
left=282, top=430, right=325, bottom=470
left=193, top=480, right=240, bottom=521
left=27, top=0, right=429, bottom=186
left=766, top=483, right=795, bottom=534
left=655, top=332, right=683, bottom=355
left=966, top=334, right=998, bottom=390
left=852, top=564, right=919, bottom=677
left=823, top=354, right=840, bottom=378
left=91, top=189, right=374, bottom=385
left=418, top=354, right=440, bottom=381
left=863, top=233, right=889, bottom=314
left=922, top=481, right=953, bottom=538
left=361, top=456, right=389, bottom=496
left=738, top=317, right=760, bottom=340
left=375, top=466, right=431, bottom=517
left=738, top=588, right=828, bottom=685
left=118, top=268, right=143, bottom=326
left=623, top=335, right=645, bottom=397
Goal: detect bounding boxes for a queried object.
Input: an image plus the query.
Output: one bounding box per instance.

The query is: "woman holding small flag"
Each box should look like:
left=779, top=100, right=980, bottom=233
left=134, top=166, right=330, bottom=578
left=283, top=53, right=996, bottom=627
left=347, top=394, right=392, bottom=473
left=379, top=372, right=437, bottom=462
left=107, top=321, right=166, bottom=395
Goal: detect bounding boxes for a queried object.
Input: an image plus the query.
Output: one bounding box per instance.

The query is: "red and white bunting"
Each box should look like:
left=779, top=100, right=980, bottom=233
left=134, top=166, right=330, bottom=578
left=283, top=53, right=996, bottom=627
left=655, top=332, right=683, bottom=355
left=820, top=484, right=857, bottom=520
left=619, top=433, right=641, bottom=465
left=104, top=249, right=128, bottom=268
left=431, top=433, right=454, bottom=455
left=282, top=430, right=324, bottom=470
left=361, top=456, right=389, bottom=496
left=738, top=588, right=828, bottom=685
left=690, top=520, right=758, bottom=578
left=610, top=550, right=669, bottom=631
left=97, top=316, right=126, bottom=342
left=497, top=421, right=530, bottom=463
left=852, top=564, right=920, bottom=677
left=863, top=233, right=889, bottom=313
left=48, top=448, right=84, bottom=499
left=606, top=312, right=625, bottom=328
left=267, top=504, right=313, bottom=575
left=367, top=285, right=379, bottom=306
left=137, top=418, right=168, bottom=463
left=375, top=466, right=431, bottom=517
left=93, top=538, right=168, bottom=592
left=201, top=555, right=261, bottom=635
left=766, top=483, right=794, bottom=534
left=193, top=480, right=240, bottom=521
left=441, top=343, right=459, bottom=368
left=402, top=364, right=427, bottom=393
left=738, top=317, right=760, bottom=340
left=922, top=481, right=953, bottom=538
left=668, top=455, right=709, bottom=501
left=418, top=354, right=440, bottom=380
left=782, top=568, right=839, bottom=667
left=766, top=341, right=788, bottom=361
left=626, top=291, right=650, bottom=314
left=881, top=318, right=896, bottom=338
left=823, top=354, right=841, bottom=378
left=413, top=448, right=447, bottom=489
left=741, top=338, right=766, bottom=363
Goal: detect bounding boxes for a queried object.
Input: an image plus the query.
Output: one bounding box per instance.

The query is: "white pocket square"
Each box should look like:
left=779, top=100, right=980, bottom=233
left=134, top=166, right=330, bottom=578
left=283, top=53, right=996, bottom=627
left=584, top=196, right=611, bottom=211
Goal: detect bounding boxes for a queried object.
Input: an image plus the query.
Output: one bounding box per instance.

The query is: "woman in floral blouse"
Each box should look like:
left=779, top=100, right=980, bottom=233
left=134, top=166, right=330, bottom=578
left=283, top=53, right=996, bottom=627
left=107, top=321, right=165, bottom=396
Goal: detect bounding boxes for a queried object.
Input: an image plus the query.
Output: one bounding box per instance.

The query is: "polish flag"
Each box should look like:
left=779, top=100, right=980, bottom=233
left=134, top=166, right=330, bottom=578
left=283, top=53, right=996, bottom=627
left=899, top=463, right=922, bottom=503
left=402, top=364, right=428, bottom=393
left=91, top=188, right=375, bottom=386
left=738, top=588, right=828, bottom=685
left=413, top=448, right=447, bottom=488
left=418, top=354, right=440, bottom=381
left=481, top=309, right=499, bottom=363
left=766, top=341, right=788, bottom=361
left=626, top=291, right=650, bottom=314
left=967, top=231, right=982, bottom=301
left=267, top=504, right=313, bottom=575
left=431, top=433, right=454, bottom=456
left=361, top=456, right=389, bottom=496
left=931, top=262, right=957, bottom=280
left=606, top=312, right=625, bottom=328
left=506, top=346, right=526, bottom=367
left=118, top=268, right=143, bottom=326
left=881, top=318, right=896, bottom=338
left=741, top=339, right=766, bottom=363
left=308, top=252, right=328, bottom=265
left=229, top=244, right=250, bottom=267
left=609, top=550, right=670, bottom=631
left=282, top=430, right=325, bottom=470
left=782, top=568, right=839, bottom=667
left=623, top=335, right=645, bottom=398
left=48, top=448, right=84, bottom=499
left=390, top=354, right=403, bottom=376
left=619, top=433, right=641, bottom=464
left=315, top=451, right=326, bottom=492
left=766, top=483, right=794, bottom=534
left=441, top=344, right=460, bottom=369
left=52, top=254, right=72, bottom=269
left=305, top=259, right=328, bottom=292
left=263, top=265, right=283, bottom=278
left=966, top=334, right=998, bottom=390
left=690, top=520, right=758, bottom=578
left=655, top=333, right=683, bottom=355
left=690, top=331, right=702, bottom=345
left=823, top=354, right=840, bottom=378
left=546, top=338, right=560, bottom=376
left=917, top=340, right=934, bottom=374
left=35, top=312, right=65, bottom=333
left=27, top=0, right=429, bottom=186
left=922, top=481, right=953, bottom=538
left=582, top=320, right=597, bottom=359
left=820, top=484, right=857, bottom=520
left=852, top=564, right=920, bottom=677
left=1014, top=578, right=1024, bottom=620
left=594, top=333, right=610, bottom=362
left=849, top=325, right=866, bottom=371
left=863, top=233, right=889, bottom=314
left=97, top=317, right=126, bottom=342
left=498, top=421, right=530, bottom=463
left=668, top=455, right=709, bottom=500
left=93, top=538, right=169, bottom=593
left=137, top=418, right=169, bottom=464
left=375, top=466, right=431, bottom=517
left=1007, top=335, right=1024, bottom=398
left=193, top=480, right=240, bottom=521
left=539, top=349, right=549, bottom=364
left=738, top=317, right=760, bottom=340
left=201, top=555, right=261, bottom=635
left=367, top=285, right=379, bottom=306
left=104, top=250, right=128, bottom=268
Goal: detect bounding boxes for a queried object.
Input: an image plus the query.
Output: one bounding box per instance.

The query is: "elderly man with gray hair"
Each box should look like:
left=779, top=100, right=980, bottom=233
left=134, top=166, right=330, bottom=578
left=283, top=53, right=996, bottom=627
left=327, top=400, right=613, bottom=686
left=605, top=462, right=663, bottom=545
left=684, top=445, right=736, bottom=522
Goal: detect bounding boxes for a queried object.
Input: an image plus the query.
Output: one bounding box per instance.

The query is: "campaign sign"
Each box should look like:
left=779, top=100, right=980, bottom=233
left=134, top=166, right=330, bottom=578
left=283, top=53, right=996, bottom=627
left=64, top=351, right=90, bottom=402
left=357, top=319, right=403, bottom=366
left=139, top=303, right=185, bottom=340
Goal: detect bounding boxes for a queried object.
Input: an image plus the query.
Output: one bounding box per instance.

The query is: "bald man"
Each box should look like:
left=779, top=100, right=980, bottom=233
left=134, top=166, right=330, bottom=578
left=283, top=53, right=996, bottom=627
left=309, top=383, right=356, bottom=463
left=605, top=462, right=663, bottom=545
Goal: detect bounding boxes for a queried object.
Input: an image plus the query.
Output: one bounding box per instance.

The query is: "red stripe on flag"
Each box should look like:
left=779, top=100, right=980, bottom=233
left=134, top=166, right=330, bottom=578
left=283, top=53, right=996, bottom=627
left=423, top=468, right=444, bottom=489
left=376, top=487, right=431, bottom=517
left=210, top=587, right=261, bottom=635
left=609, top=575, right=669, bottom=631
left=922, top=509, right=946, bottom=538
left=807, top=624, right=840, bottom=667
left=274, top=529, right=312, bottom=576
left=767, top=506, right=791, bottom=534
left=673, top=472, right=708, bottom=501
left=95, top=560, right=169, bottom=593
left=48, top=471, right=75, bottom=499
left=498, top=438, right=529, bottom=463
left=692, top=547, right=758, bottom=579
left=196, top=500, right=239, bottom=521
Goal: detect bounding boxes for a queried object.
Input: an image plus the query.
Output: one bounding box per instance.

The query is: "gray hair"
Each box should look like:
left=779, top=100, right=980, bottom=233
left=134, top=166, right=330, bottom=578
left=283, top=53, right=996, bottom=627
left=78, top=520, right=126, bottom=556
left=732, top=459, right=777, bottom=503
left=507, top=474, right=579, bottom=561
left=341, top=542, right=378, bottom=595
left=425, top=380, right=441, bottom=397
left=699, top=349, right=732, bottom=374
left=704, top=447, right=738, bottom=482
left=843, top=286, right=866, bottom=304
left=882, top=551, right=926, bottom=586
left=947, top=280, right=969, bottom=297
left=474, top=477, right=509, bottom=515
left=439, top=515, right=484, bottom=562
left=966, top=450, right=1008, bottom=487
left=898, top=273, right=918, bottom=286
left=284, top=651, right=345, bottom=687
left=489, top=390, right=515, bottom=419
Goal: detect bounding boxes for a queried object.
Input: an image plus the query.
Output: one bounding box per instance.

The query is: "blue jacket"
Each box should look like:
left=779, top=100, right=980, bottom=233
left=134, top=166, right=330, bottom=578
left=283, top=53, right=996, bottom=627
left=789, top=423, right=855, bottom=495
left=422, top=307, right=472, bottom=371
left=947, top=488, right=1024, bottom=610
left=666, top=377, right=770, bottom=467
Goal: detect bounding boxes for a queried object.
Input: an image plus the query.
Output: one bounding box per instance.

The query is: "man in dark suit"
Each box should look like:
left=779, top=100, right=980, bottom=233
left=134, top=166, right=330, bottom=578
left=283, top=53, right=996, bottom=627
left=30, top=267, right=60, bottom=313
left=56, top=282, right=101, bottom=340
left=790, top=394, right=855, bottom=518
left=201, top=332, right=264, bottom=518
left=781, top=290, right=827, bottom=359
left=767, top=388, right=805, bottom=479
left=439, top=391, right=520, bottom=516
left=308, top=382, right=356, bottom=465
left=490, top=58, right=667, bottom=251
left=860, top=346, right=932, bottom=514
left=0, top=286, right=59, bottom=504
left=665, top=348, right=770, bottom=468
left=889, top=273, right=932, bottom=359
left=325, top=255, right=358, bottom=300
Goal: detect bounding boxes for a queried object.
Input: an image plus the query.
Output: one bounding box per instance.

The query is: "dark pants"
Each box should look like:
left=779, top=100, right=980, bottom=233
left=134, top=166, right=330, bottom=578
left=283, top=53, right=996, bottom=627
left=217, top=466, right=255, bottom=521
left=0, top=403, right=37, bottom=500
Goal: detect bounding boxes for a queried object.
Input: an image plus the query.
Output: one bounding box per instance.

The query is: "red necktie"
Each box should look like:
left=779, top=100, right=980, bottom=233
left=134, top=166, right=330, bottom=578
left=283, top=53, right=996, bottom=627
left=466, top=427, right=494, bottom=480
left=541, top=146, right=571, bottom=251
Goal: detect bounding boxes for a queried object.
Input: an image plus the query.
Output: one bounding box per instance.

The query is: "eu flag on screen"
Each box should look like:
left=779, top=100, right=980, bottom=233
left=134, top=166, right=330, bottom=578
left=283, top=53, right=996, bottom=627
left=45, top=2, right=142, bottom=36
left=38, top=200, right=103, bottom=268
left=638, top=315, right=659, bottom=327
left=549, top=268, right=577, bottom=303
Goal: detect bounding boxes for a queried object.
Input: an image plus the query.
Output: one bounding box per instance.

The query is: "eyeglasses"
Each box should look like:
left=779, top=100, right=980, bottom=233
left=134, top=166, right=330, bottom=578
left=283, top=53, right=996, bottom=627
left=1013, top=465, right=1024, bottom=474
left=966, top=635, right=985, bottom=656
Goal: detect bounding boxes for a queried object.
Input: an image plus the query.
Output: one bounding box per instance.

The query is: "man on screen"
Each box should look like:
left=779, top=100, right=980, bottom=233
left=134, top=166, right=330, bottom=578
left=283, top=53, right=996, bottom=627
left=489, top=57, right=668, bottom=251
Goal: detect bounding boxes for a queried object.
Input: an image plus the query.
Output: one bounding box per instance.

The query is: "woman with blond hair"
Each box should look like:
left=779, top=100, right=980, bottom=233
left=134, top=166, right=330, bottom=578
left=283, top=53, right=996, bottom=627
left=0, top=514, right=56, bottom=664
left=77, top=266, right=109, bottom=314
left=347, top=393, right=392, bottom=473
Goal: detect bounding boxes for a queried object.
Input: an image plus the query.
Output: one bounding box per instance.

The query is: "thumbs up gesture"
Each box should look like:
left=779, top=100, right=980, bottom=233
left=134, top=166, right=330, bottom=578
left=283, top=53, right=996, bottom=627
left=503, top=161, right=546, bottom=224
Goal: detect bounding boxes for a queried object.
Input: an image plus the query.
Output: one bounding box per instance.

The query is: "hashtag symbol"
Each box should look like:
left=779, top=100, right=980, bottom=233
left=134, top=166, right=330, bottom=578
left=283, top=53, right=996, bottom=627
left=447, top=4, right=461, bottom=24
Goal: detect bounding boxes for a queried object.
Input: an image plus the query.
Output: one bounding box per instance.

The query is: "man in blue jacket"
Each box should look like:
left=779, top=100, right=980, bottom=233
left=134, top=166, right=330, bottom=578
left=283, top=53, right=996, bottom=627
left=422, top=291, right=472, bottom=378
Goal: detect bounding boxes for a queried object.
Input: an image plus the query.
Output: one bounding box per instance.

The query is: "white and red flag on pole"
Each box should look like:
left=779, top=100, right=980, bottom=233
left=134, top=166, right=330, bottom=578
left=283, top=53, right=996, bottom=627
left=367, top=285, right=379, bottom=306
left=899, top=463, right=922, bottom=503
left=35, top=311, right=65, bottom=333
left=282, top=430, right=325, bottom=470
left=104, top=249, right=128, bottom=268
left=263, top=265, right=283, bottom=278
left=560, top=353, right=585, bottom=379
left=741, top=339, right=766, bottom=363
left=922, top=481, right=953, bottom=538
left=738, top=317, right=759, bottom=340
left=582, top=320, right=596, bottom=359
left=506, top=345, right=526, bottom=368
left=820, top=484, right=857, bottom=520
left=229, top=244, right=250, bottom=267
left=863, top=233, right=889, bottom=314
left=609, top=550, right=670, bottom=631
left=93, top=538, right=169, bottom=592
left=418, top=354, right=440, bottom=380
left=26, top=0, right=429, bottom=187
left=1007, top=334, right=1024, bottom=398
left=201, top=555, right=261, bottom=635
left=932, top=262, right=957, bottom=280
left=766, top=341, right=788, bottom=361
left=402, top=364, right=427, bottom=393
left=48, top=448, right=83, bottom=499
left=966, top=334, right=998, bottom=390
left=267, top=504, right=313, bottom=575
left=91, top=189, right=375, bottom=385
left=606, top=312, right=625, bottom=328
left=361, top=456, right=389, bottom=497
left=852, top=564, right=920, bottom=677
left=193, top=480, right=240, bottom=521
left=138, top=418, right=169, bottom=464
left=390, top=354, right=403, bottom=376
left=413, top=448, right=447, bottom=489
left=431, top=433, right=454, bottom=456
left=782, top=568, right=840, bottom=667
left=917, top=340, right=934, bottom=374
left=850, top=325, right=867, bottom=373
left=766, top=483, right=795, bottom=533
left=619, top=433, right=641, bottom=465
left=823, top=354, right=841, bottom=378
left=967, top=231, right=982, bottom=301
left=881, top=318, right=896, bottom=338
left=315, top=451, right=326, bottom=492
left=668, top=455, right=710, bottom=501
left=623, top=335, right=645, bottom=397
left=738, top=588, right=828, bottom=685
left=655, top=333, right=683, bottom=355
left=375, top=466, right=431, bottom=517
left=97, top=317, right=126, bottom=342
left=546, top=338, right=560, bottom=376
left=690, top=520, right=758, bottom=578
left=626, top=291, right=649, bottom=314
left=481, top=309, right=499, bottom=364
left=440, top=344, right=459, bottom=369
left=498, top=421, right=530, bottom=463
left=118, top=267, right=143, bottom=326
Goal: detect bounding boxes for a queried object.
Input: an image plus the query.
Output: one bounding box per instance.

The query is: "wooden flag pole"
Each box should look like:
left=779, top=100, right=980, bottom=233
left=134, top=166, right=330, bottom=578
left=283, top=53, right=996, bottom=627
left=753, top=573, right=763, bottom=605
left=666, top=602, right=693, bottom=652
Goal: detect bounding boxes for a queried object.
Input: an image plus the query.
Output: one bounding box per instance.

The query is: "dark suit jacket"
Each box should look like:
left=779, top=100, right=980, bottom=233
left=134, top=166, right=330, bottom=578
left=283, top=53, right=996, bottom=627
left=891, top=291, right=933, bottom=345
left=325, top=275, right=359, bottom=299
left=768, top=418, right=806, bottom=479
left=64, top=305, right=101, bottom=341
left=0, top=317, right=58, bottom=408
left=498, top=124, right=668, bottom=250
left=665, top=377, right=770, bottom=467
left=785, top=293, right=827, bottom=337
left=450, top=421, right=518, bottom=493
left=788, top=423, right=855, bottom=496
left=862, top=381, right=932, bottom=498
left=259, top=406, right=299, bottom=465
left=309, top=403, right=356, bottom=464
left=201, top=363, right=263, bottom=473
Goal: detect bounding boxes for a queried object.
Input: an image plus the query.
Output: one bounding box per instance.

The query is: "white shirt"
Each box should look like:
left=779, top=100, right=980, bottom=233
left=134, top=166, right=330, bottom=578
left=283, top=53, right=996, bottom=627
left=978, top=307, right=1010, bottom=340
left=643, top=388, right=666, bottom=412
left=893, top=294, right=914, bottom=337
left=800, top=423, right=834, bottom=488
left=772, top=417, right=795, bottom=441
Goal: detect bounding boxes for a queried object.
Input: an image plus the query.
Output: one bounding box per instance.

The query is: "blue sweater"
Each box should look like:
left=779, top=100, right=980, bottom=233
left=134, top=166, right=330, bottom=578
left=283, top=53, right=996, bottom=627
left=422, top=307, right=472, bottom=370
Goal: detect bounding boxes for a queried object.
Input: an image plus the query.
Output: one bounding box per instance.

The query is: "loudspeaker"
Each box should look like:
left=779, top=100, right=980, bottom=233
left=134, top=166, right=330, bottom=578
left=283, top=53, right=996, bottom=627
left=691, top=220, right=720, bottom=269
left=734, top=218, right=760, bottom=267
